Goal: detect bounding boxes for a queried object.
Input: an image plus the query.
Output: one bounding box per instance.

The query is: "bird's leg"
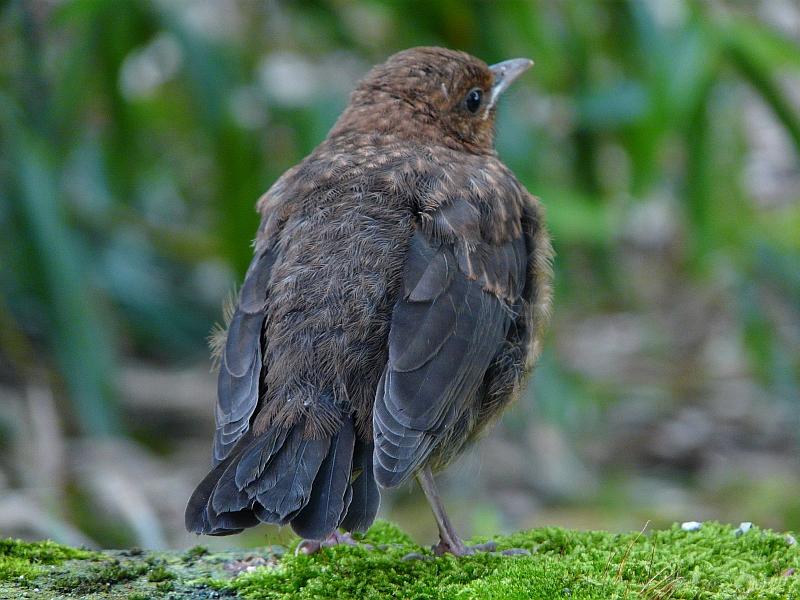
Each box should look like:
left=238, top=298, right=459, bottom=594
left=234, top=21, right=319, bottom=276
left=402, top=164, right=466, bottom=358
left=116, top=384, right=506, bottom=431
left=415, top=467, right=533, bottom=558
left=417, top=466, right=487, bottom=556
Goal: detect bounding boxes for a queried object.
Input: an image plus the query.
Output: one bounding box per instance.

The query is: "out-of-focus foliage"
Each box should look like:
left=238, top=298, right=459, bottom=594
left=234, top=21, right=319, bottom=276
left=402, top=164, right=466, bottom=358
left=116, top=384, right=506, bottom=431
left=0, top=0, right=798, bottom=549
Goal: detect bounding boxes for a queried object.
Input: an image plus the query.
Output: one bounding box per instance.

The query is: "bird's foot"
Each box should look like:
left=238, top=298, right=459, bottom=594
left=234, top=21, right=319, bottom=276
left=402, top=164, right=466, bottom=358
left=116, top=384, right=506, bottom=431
left=434, top=539, right=503, bottom=556
left=295, top=531, right=370, bottom=555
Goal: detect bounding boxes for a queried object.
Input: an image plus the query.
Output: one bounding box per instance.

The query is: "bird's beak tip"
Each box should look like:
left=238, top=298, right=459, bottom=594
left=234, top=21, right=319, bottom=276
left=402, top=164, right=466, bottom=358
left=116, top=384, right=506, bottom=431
left=488, top=58, right=533, bottom=106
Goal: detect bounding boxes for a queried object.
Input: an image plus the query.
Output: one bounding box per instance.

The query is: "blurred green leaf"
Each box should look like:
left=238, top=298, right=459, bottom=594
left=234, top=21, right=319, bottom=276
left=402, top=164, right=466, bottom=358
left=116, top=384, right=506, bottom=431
left=723, top=17, right=800, bottom=72
left=8, top=130, right=119, bottom=434
left=727, top=39, right=800, bottom=155
left=576, top=81, right=648, bottom=128
left=537, top=186, right=617, bottom=245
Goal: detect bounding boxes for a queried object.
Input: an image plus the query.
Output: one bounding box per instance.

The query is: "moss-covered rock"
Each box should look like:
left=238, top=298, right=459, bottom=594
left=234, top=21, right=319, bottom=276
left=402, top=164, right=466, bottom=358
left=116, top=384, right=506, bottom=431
left=2, top=521, right=798, bottom=599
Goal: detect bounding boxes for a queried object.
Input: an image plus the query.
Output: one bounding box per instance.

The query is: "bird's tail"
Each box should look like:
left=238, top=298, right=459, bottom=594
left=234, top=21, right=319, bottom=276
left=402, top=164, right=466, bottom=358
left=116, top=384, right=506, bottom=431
left=185, top=414, right=379, bottom=539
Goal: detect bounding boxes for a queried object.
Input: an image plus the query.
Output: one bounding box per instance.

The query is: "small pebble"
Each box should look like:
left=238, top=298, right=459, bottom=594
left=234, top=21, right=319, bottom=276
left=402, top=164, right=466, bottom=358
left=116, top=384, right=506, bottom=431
left=735, top=522, right=753, bottom=537
left=472, top=541, right=497, bottom=553
left=681, top=521, right=702, bottom=532
left=787, top=534, right=797, bottom=546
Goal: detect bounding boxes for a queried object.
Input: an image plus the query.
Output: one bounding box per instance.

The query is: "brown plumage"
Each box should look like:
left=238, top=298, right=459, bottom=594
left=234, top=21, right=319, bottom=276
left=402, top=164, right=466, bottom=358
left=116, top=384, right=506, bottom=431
left=186, top=47, right=553, bottom=555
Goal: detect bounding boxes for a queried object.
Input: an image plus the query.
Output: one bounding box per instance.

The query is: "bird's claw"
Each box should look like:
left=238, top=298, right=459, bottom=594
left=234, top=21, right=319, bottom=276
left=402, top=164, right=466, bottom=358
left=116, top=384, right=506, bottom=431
left=432, top=538, right=496, bottom=556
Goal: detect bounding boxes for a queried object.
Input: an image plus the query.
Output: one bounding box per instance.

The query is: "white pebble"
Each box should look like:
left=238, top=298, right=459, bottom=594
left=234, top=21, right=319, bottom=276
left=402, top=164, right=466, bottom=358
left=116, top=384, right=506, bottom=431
left=681, top=521, right=702, bottom=531
left=735, top=522, right=753, bottom=537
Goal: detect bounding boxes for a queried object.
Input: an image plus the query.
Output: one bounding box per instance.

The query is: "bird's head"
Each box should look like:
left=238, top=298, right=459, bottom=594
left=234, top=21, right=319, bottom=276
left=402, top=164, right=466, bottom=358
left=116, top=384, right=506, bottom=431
left=330, top=47, right=532, bottom=154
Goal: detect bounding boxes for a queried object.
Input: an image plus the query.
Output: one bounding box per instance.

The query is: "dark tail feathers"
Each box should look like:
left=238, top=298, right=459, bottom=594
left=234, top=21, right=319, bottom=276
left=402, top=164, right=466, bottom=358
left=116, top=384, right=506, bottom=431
left=185, top=416, right=380, bottom=539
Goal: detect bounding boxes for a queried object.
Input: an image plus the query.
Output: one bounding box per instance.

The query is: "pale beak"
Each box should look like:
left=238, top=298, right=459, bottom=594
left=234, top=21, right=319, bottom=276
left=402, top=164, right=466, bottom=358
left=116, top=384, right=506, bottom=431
left=488, top=58, right=533, bottom=108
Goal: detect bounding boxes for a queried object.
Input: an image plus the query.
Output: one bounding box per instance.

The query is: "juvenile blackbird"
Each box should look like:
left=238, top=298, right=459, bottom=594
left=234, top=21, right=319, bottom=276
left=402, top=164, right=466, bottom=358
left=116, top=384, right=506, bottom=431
left=185, top=47, right=553, bottom=556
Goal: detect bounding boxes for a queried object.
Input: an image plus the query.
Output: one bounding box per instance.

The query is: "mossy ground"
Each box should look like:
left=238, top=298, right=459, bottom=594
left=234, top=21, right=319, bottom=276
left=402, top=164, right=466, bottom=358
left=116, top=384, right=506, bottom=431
left=2, top=521, right=798, bottom=599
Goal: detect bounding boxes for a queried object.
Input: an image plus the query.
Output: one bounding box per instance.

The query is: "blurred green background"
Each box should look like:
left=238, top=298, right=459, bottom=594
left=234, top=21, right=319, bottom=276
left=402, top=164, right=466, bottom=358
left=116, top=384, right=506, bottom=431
left=1, top=0, right=799, bottom=550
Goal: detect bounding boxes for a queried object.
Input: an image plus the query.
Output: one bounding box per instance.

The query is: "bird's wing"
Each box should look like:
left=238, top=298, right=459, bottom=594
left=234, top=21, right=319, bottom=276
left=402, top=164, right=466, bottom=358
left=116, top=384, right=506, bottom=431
left=212, top=246, right=276, bottom=464
left=210, top=167, right=299, bottom=466
left=373, top=197, right=528, bottom=487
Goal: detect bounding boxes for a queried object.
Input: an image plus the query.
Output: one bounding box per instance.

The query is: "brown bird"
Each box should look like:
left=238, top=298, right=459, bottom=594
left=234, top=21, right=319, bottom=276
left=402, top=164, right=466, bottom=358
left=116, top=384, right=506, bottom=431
left=185, top=47, right=552, bottom=556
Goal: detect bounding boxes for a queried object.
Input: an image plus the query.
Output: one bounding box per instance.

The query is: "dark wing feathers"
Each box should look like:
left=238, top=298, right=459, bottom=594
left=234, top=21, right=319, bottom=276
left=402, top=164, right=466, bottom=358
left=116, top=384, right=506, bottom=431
left=186, top=433, right=260, bottom=536
left=249, top=429, right=307, bottom=497
left=388, top=278, right=459, bottom=373
left=189, top=233, right=378, bottom=539
left=341, top=441, right=380, bottom=532
left=341, top=478, right=354, bottom=524
left=185, top=454, right=234, bottom=534
left=213, top=339, right=261, bottom=461
left=221, top=311, right=264, bottom=378
left=291, top=417, right=356, bottom=539
left=213, top=248, right=274, bottom=464
left=238, top=248, right=275, bottom=314
left=207, top=509, right=260, bottom=536
left=187, top=418, right=337, bottom=536
left=256, top=432, right=331, bottom=523
left=373, top=220, right=527, bottom=487
left=256, top=427, right=331, bottom=525
left=406, top=240, right=454, bottom=302
left=210, top=454, right=250, bottom=515
left=384, top=245, right=508, bottom=430
left=234, top=426, right=291, bottom=489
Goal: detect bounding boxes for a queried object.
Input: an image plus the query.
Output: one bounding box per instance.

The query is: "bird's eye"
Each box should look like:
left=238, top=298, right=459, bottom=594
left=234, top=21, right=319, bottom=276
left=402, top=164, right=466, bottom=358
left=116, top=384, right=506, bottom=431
left=465, top=88, right=483, bottom=113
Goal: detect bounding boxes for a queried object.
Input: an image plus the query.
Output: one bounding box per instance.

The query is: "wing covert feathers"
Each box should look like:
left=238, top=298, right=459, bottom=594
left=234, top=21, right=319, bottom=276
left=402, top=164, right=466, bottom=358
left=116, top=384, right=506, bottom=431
left=213, top=248, right=275, bottom=464
left=373, top=228, right=526, bottom=487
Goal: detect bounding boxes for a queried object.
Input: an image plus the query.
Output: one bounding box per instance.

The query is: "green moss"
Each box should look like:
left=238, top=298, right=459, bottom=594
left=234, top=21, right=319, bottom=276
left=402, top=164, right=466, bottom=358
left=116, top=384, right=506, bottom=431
left=156, top=580, right=175, bottom=592
left=182, top=545, right=209, bottom=561
left=147, top=564, right=176, bottom=583
left=51, top=558, right=149, bottom=594
left=229, top=521, right=800, bottom=600
left=0, top=538, right=95, bottom=581
left=2, top=522, right=799, bottom=598
left=358, top=519, right=416, bottom=546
